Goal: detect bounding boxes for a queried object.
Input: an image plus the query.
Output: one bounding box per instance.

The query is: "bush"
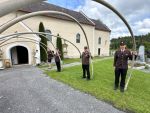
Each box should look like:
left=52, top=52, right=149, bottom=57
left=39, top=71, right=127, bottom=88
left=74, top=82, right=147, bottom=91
left=56, top=34, right=64, bottom=59
left=39, top=22, right=47, bottom=62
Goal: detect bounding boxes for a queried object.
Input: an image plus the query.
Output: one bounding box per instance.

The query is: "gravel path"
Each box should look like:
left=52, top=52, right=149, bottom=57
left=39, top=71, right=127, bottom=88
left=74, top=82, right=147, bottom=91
left=0, top=65, right=125, bottom=113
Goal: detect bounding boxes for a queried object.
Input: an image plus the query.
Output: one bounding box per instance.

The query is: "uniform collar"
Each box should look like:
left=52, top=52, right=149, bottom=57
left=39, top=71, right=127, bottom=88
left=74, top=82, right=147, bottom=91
left=120, top=49, right=125, bottom=52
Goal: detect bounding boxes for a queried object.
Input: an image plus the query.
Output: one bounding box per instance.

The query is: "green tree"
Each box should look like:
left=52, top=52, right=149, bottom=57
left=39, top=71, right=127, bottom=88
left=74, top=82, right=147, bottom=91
left=56, top=34, right=64, bottom=59
left=39, top=22, right=47, bottom=62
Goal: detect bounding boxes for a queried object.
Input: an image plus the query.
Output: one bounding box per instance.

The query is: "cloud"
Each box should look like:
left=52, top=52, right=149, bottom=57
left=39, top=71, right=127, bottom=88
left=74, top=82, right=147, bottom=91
left=76, top=0, right=150, bottom=39
left=133, top=18, right=150, bottom=34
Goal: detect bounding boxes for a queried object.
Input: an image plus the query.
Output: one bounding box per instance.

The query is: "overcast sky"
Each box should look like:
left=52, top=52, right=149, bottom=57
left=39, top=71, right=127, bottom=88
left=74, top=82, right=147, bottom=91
left=47, top=0, right=150, bottom=39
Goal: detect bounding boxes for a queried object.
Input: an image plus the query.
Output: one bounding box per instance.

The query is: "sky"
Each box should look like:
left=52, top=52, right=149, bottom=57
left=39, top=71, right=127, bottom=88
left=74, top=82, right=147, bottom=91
left=47, top=0, right=150, bottom=39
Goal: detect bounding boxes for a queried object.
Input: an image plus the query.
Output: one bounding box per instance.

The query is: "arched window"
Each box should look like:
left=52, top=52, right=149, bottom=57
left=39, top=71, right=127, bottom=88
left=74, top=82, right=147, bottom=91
left=98, top=37, right=101, bottom=44
left=45, top=29, right=52, bottom=41
left=76, top=33, right=80, bottom=43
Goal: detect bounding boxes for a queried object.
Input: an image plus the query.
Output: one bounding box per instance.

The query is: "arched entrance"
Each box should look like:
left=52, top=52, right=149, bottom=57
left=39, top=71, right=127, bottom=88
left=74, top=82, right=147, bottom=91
left=10, top=46, right=28, bottom=65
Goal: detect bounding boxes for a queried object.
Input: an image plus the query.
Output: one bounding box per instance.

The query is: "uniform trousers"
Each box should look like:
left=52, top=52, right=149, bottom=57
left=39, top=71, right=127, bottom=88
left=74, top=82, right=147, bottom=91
left=56, top=61, right=61, bottom=72
left=115, top=68, right=127, bottom=89
left=82, top=64, right=90, bottom=79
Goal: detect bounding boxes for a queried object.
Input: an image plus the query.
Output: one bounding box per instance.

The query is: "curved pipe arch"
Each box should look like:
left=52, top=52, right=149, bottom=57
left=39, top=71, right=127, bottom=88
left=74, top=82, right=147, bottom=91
left=0, top=33, right=83, bottom=71
left=0, top=11, right=89, bottom=50
left=0, top=32, right=82, bottom=57
left=0, top=10, right=92, bottom=76
left=0, top=40, right=48, bottom=65
left=93, top=0, right=136, bottom=89
left=93, top=0, right=136, bottom=51
left=0, top=32, right=94, bottom=78
left=0, top=36, right=58, bottom=65
left=0, top=36, right=50, bottom=51
left=0, top=9, right=94, bottom=77
left=0, top=0, right=137, bottom=87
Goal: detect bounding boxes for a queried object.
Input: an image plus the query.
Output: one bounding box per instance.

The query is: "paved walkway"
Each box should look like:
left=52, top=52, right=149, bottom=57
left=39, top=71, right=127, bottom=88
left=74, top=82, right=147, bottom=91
left=0, top=65, right=125, bottom=113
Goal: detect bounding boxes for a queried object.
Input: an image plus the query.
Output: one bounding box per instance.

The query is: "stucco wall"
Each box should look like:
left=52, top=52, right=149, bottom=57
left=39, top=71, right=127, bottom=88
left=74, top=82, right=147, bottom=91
left=94, top=30, right=110, bottom=56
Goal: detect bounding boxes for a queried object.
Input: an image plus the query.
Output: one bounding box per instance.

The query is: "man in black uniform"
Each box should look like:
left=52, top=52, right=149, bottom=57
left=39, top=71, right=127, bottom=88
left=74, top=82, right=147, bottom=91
left=113, top=41, right=137, bottom=92
left=48, top=50, right=53, bottom=62
left=55, top=48, right=61, bottom=72
left=82, top=46, right=91, bottom=80
left=48, top=50, right=54, bottom=69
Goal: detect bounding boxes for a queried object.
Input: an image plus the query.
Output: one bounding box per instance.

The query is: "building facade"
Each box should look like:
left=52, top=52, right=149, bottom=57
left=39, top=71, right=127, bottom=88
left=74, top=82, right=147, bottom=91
left=0, top=2, right=111, bottom=66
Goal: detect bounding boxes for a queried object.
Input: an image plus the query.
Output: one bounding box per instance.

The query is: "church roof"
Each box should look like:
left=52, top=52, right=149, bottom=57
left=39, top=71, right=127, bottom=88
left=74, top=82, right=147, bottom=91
left=19, top=2, right=111, bottom=32
left=92, top=19, right=111, bottom=32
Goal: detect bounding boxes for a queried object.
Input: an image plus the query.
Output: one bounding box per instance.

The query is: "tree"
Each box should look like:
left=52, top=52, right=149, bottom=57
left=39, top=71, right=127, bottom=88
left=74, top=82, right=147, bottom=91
left=39, top=22, right=47, bottom=62
left=56, top=34, right=64, bottom=59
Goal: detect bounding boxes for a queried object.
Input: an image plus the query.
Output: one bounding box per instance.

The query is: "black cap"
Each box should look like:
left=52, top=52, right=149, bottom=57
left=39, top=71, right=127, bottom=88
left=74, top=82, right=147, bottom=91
left=120, top=41, right=125, bottom=46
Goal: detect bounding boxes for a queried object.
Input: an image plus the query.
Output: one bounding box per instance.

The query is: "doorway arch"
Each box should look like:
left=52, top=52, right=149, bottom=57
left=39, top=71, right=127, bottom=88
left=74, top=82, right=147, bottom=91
left=6, top=43, right=31, bottom=65
left=10, top=46, right=28, bottom=65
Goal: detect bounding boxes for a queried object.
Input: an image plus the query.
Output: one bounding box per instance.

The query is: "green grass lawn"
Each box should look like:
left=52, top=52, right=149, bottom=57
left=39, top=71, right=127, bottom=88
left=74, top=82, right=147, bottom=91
left=63, top=58, right=80, bottom=64
left=38, top=57, right=107, bottom=68
left=45, top=58, right=150, bottom=113
left=62, top=56, right=106, bottom=64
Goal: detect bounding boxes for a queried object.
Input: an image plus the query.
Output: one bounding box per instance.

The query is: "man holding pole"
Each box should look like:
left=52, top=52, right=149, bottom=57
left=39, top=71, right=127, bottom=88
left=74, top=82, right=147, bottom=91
left=113, top=41, right=137, bottom=92
left=82, top=46, right=91, bottom=80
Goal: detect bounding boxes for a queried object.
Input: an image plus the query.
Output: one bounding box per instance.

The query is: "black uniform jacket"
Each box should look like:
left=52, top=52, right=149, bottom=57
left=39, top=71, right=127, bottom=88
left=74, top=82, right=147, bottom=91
left=55, top=51, right=61, bottom=62
left=82, top=51, right=90, bottom=65
left=113, top=49, right=133, bottom=69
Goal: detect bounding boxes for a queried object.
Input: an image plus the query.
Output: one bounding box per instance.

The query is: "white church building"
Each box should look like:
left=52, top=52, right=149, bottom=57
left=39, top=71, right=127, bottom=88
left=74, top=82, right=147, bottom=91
left=0, top=2, right=111, bottom=66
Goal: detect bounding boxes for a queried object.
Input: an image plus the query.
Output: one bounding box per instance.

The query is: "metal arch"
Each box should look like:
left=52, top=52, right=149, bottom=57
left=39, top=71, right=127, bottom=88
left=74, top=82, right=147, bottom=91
left=0, top=11, right=89, bottom=50
left=0, top=36, right=52, bottom=53
left=0, top=0, right=136, bottom=87
left=0, top=35, right=56, bottom=60
left=61, top=39, right=82, bottom=57
left=0, top=36, right=48, bottom=50
left=0, top=40, right=48, bottom=65
left=0, top=34, right=59, bottom=64
left=0, top=32, right=82, bottom=57
left=0, top=36, right=66, bottom=69
left=0, top=32, right=83, bottom=71
left=0, top=32, right=95, bottom=78
left=0, top=10, right=93, bottom=78
left=93, top=0, right=136, bottom=51
left=93, top=0, right=136, bottom=90
left=0, top=37, right=49, bottom=56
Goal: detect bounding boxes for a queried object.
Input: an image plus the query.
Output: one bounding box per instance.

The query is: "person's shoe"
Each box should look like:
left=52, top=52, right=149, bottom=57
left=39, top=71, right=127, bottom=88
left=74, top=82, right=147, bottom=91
left=87, top=78, right=91, bottom=80
left=114, top=86, right=118, bottom=90
left=82, top=76, right=86, bottom=79
left=120, top=88, right=124, bottom=93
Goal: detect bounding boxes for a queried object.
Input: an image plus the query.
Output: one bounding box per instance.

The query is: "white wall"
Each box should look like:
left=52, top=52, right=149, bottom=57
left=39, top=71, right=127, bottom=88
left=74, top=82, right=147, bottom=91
left=94, top=30, right=110, bottom=56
